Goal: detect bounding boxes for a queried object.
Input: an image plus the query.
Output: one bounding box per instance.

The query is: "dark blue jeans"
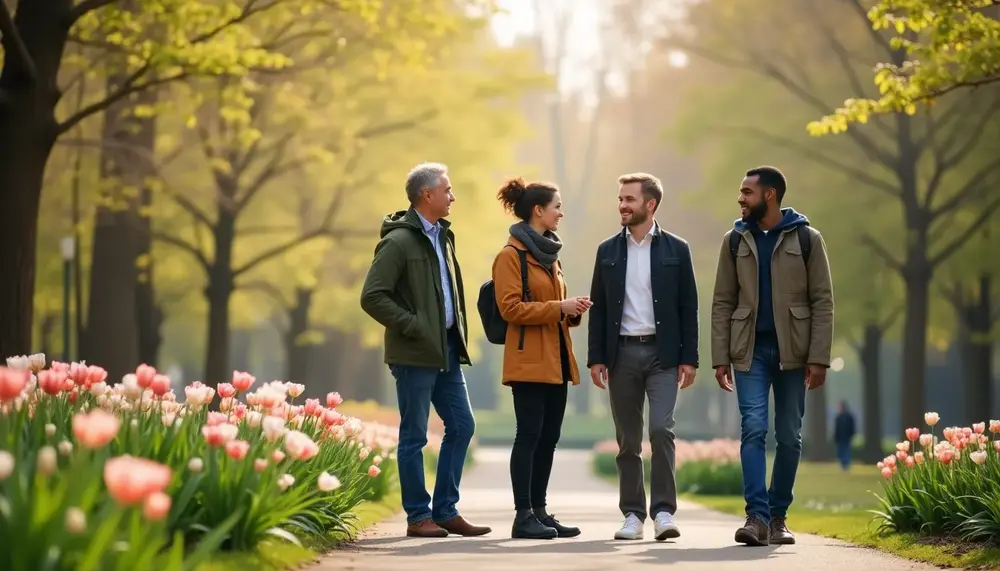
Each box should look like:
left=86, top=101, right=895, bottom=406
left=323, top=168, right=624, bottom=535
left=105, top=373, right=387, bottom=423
left=734, top=333, right=806, bottom=522
left=389, top=332, right=475, bottom=525
left=836, top=440, right=852, bottom=470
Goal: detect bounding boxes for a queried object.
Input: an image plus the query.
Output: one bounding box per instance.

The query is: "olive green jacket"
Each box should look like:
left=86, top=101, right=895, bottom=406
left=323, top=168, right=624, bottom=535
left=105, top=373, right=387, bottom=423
left=710, top=224, right=834, bottom=372
left=359, top=209, right=471, bottom=370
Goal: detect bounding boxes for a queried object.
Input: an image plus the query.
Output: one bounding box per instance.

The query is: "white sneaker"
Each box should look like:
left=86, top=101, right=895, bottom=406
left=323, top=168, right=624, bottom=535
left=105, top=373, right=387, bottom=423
left=654, top=511, right=680, bottom=540
left=614, top=513, right=644, bottom=540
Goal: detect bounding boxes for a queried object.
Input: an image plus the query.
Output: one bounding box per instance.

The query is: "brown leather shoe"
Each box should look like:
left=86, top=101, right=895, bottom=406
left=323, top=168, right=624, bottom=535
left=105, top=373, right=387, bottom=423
left=406, top=518, right=449, bottom=537
left=436, top=515, right=492, bottom=536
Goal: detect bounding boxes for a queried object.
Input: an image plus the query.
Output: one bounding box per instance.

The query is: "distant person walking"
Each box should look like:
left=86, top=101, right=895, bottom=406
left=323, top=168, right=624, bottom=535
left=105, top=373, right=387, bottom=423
left=587, top=173, right=700, bottom=542
left=834, top=400, right=857, bottom=471
left=490, top=178, right=591, bottom=540
left=360, top=162, right=490, bottom=539
left=710, top=166, right=834, bottom=547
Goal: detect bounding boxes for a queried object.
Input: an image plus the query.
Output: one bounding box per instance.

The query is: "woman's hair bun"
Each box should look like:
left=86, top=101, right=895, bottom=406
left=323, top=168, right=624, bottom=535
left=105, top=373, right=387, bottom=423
left=497, top=177, right=527, bottom=212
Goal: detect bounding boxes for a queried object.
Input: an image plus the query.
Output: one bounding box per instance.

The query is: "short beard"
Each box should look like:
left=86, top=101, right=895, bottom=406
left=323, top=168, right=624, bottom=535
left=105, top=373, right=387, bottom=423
left=741, top=201, right=768, bottom=224
left=623, top=205, right=649, bottom=227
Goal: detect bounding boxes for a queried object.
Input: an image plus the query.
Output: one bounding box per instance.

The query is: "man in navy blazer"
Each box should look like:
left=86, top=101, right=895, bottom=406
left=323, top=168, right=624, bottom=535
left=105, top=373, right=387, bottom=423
left=588, top=173, right=699, bottom=542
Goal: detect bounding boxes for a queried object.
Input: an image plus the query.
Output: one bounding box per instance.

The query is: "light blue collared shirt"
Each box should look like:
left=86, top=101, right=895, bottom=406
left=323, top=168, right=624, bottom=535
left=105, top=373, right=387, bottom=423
left=414, top=210, right=455, bottom=329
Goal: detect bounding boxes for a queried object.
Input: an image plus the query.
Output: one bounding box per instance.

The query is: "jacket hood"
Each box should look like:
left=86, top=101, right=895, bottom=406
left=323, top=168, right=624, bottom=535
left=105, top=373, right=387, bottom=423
left=378, top=208, right=451, bottom=238
left=734, top=207, right=809, bottom=233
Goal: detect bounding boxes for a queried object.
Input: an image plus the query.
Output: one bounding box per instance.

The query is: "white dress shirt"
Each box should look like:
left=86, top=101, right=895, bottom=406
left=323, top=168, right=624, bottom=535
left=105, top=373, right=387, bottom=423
left=619, top=222, right=658, bottom=336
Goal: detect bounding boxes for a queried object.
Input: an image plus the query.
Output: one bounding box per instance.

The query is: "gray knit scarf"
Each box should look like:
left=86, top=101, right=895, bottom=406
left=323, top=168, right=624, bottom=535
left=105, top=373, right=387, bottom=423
left=510, top=222, right=562, bottom=270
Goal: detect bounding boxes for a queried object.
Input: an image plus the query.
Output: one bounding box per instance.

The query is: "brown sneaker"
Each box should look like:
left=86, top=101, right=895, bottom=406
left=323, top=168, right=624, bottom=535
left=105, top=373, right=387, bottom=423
left=436, top=515, right=492, bottom=536
left=769, top=516, right=795, bottom=545
left=734, top=515, right=769, bottom=546
left=406, top=518, right=449, bottom=538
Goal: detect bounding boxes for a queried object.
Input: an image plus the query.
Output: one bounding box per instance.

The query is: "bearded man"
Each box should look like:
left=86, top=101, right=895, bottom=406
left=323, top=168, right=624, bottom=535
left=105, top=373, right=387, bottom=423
left=586, top=173, right=699, bottom=542
left=710, top=166, right=834, bottom=546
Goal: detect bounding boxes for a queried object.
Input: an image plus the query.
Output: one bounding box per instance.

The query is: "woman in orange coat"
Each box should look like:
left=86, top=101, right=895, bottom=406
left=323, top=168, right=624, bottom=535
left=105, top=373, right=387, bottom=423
left=492, top=177, right=592, bottom=539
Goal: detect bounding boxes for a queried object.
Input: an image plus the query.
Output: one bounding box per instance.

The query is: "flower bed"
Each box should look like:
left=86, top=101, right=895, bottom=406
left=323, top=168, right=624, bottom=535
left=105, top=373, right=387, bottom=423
left=592, top=438, right=743, bottom=496
left=874, top=412, right=1000, bottom=544
left=0, top=354, right=393, bottom=570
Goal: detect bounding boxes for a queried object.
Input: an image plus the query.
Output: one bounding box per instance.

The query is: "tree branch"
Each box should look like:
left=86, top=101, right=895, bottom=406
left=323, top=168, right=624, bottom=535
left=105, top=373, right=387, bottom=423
left=859, top=233, right=904, bottom=271
left=930, top=195, right=1000, bottom=268
left=929, top=156, right=1000, bottom=222
left=151, top=230, right=210, bottom=271
left=0, top=0, right=36, bottom=81
left=356, top=109, right=440, bottom=139
left=839, top=0, right=894, bottom=56
left=238, top=279, right=290, bottom=307
left=924, top=97, right=1000, bottom=210
left=69, top=0, right=118, bottom=22
left=677, top=42, right=899, bottom=170
left=805, top=0, right=895, bottom=140
left=59, top=0, right=277, bottom=134
left=716, top=125, right=900, bottom=197
left=234, top=133, right=295, bottom=212
left=878, top=305, right=902, bottom=331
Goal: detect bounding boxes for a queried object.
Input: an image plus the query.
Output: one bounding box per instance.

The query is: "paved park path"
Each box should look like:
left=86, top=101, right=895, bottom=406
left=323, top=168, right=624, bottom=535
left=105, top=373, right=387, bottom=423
left=313, top=447, right=954, bottom=570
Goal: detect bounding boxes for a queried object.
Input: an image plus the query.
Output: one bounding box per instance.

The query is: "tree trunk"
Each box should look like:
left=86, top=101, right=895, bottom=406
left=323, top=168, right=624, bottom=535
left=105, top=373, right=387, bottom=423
left=0, top=0, right=72, bottom=357
left=900, top=267, right=932, bottom=432
left=135, top=89, right=161, bottom=368
left=284, top=287, right=314, bottom=382
left=958, top=274, right=994, bottom=425
left=203, top=206, right=236, bottom=383
left=83, top=70, right=157, bottom=379
left=805, top=384, right=830, bottom=461
left=860, top=323, right=884, bottom=462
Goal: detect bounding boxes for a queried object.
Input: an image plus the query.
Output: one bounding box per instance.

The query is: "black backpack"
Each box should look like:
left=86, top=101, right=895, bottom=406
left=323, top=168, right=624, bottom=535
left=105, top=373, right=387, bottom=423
left=477, top=246, right=530, bottom=348
left=729, top=225, right=811, bottom=266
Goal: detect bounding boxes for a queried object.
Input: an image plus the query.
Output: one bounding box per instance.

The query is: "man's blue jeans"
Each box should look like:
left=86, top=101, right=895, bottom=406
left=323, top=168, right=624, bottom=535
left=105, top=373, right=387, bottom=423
left=389, top=332, right=475, bottom=525
left=836, top=440, right=852, bottom=471
left=734, top=333, right=806, bottom=522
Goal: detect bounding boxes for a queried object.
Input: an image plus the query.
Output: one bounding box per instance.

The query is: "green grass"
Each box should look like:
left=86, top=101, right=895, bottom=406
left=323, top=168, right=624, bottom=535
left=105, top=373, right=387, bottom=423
left=683, top=460, right=1000, bottom=569
left=198, top=463, right=434, bottom=571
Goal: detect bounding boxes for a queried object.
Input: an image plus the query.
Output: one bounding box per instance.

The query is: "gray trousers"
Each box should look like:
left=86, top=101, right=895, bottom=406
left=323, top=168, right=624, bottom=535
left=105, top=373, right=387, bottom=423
left=608, top=338, right=679, bottom=521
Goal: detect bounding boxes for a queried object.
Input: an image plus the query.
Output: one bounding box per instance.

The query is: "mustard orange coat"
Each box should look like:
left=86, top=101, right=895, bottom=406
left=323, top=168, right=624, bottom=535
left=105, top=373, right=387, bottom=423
left=492, top=237, right=582, bottom=386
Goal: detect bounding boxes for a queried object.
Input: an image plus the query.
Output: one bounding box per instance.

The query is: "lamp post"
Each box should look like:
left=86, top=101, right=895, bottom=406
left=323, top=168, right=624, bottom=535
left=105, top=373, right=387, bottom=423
left=60, top=236, right=75, bottom=362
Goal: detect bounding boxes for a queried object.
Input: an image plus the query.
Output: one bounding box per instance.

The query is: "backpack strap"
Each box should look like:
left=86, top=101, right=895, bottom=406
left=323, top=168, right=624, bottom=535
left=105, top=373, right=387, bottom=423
left=728, top=230, right=741, bottom=264
left=796, top=225, right=812, bottom=266
left=505, top=245, right=531, bottom=350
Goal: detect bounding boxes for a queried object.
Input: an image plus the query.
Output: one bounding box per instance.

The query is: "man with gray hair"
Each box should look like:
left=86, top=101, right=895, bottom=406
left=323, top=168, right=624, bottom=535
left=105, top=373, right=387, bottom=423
left=361, top=162, right=490, bottom=538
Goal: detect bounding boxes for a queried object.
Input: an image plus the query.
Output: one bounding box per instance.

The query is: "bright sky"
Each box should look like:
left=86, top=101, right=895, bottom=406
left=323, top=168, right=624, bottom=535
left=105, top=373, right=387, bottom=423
left=488, top=0, right=688, bottom=99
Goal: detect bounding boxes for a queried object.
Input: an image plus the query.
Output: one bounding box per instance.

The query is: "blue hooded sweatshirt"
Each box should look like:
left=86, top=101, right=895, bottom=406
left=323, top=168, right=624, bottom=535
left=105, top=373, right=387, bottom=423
left=733, top=207, right=810, bottom=334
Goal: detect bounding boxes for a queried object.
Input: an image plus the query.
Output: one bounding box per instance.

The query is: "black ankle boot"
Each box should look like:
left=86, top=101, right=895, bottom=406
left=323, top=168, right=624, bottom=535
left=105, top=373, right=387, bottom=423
left=534, top=509, right=581, bottom=538
left=511, top=509, right=557, bottom=539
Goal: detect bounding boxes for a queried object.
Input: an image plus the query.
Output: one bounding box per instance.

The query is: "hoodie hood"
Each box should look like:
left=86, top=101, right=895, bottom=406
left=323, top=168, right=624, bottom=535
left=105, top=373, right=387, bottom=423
left=378, top=208, right=451, bottom=238
left=734, top=207, right=809, bottom=233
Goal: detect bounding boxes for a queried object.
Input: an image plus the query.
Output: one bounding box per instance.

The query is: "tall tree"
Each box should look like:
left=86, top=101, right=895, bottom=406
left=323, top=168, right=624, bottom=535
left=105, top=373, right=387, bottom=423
left=669, top=0, right=1000, bottom=431
left=0, top=0, right=285, bottom=357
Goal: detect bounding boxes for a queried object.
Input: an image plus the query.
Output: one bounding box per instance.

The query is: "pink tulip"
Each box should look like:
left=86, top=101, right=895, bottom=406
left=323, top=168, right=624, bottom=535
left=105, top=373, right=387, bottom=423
left=990, top=420, right=1000, bottom=434
left=135, top=364, right=157, bottom=389
left=232, top=403, right=247, bottom=420
left=937, top=449, right=955, bottom=464
left=973, top=422, right=986, bottom=435
left=272, top=450, right=286, bottom=463
left=254, top=458, right=268, bottom=472
left=905, top=456, right=915, bottom=468
left=69, top=362, right=90, bottom=385
left=143, top=492, right=172, bottom=521
left=283, top=430, right=319, bottom=461
left=50, top=361, right=70, bottom=372
left=206, top=412, right=228, bottom=426
left=232, top=371, right=255, bottom=392
left=225, top=440, right=250, bottom=460
left=919, top=434, right=933, bottom=447
left=87, top=366, right=108, bottom=385
left=914, top=451, right=924, bottom=464
left=150, top=374, right=171, bottom=397
left=896, top=441, right=910, bottom=452
left=905, top=427, right=919, bottom=441
left=924, top=412, right=940, bottom=426
left=0, top=367, right=29, bottom=400
left=202, top=423, right=238, bottom=447
left=368, top=465, right=381, bottom=477
left=38, top=369, right=67, bottom=395
left=323, top=409, right=344, bottom=427
left=217, top=383, right=236, bottom=399
left=104, top=456, right=172, bottom=505
left=970, top=450, right=988, bottom=465
left=326, top=392, right=343, bottom=409
left=883, top=455, right=897, bottom=468
left=994, top=441, right=1000, bottom=453
left=72, top=409, right=120, bottom=448
left=303, top=399, right=320, bottom=416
